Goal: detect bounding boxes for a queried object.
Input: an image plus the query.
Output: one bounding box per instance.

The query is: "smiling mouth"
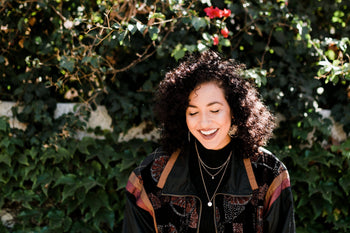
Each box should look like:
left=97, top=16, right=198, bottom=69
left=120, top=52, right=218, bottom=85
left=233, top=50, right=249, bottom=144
left=200, top=129, right=218, bottom=135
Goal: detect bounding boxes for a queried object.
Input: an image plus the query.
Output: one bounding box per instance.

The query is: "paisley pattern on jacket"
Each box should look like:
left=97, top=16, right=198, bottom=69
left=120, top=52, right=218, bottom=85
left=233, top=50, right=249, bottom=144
left=123, top=147, right=295, bottom=233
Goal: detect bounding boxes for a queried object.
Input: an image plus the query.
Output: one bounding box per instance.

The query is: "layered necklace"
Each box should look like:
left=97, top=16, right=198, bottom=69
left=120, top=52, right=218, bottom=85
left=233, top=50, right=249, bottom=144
left=195, top=141, right=232, bottom=207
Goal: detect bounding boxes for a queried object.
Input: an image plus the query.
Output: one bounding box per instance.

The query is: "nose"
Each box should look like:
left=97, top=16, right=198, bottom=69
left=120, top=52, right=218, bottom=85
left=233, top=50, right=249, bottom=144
left=199, top=113, right=211, bottom=128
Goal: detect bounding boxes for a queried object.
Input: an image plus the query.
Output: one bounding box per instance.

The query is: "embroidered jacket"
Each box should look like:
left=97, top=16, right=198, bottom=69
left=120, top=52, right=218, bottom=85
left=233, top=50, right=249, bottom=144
left=122, top=147, right=295, bottom=233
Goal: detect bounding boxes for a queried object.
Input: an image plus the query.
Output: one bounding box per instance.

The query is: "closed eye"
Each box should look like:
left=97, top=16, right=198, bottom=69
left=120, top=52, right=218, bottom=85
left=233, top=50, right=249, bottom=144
left=211, top=110, right=220, bottom=113
left=189, top=112, right=198, bottom=116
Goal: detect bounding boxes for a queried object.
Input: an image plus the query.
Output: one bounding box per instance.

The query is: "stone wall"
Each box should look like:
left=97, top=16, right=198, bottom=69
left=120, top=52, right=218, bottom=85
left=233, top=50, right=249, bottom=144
left=0, top=101, right=159, bottom=141
left=0, top=101, right=346, bottom=143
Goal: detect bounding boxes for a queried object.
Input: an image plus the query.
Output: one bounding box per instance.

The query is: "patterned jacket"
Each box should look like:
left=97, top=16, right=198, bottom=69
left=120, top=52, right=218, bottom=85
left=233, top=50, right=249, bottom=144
left=122, top=147, right=295, bottom=233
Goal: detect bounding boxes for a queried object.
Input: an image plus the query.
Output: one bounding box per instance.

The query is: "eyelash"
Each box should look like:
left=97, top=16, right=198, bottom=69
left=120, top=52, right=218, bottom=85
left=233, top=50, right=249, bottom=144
left=188, top=110, right=219, bottom=116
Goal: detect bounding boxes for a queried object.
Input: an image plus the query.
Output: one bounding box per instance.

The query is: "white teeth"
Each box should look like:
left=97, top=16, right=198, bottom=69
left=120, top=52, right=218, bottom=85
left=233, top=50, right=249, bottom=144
left=200, top=129, right=217, bottom=135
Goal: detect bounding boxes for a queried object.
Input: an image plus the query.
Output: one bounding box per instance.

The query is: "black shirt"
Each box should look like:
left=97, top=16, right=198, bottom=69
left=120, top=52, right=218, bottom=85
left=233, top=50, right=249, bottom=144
left=189, top=140, right=233, bottom=233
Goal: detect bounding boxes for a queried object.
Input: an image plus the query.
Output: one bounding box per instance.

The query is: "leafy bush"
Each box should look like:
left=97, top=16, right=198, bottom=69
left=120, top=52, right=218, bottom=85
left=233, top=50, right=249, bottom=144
left=0, top=0, right=349, bottom=232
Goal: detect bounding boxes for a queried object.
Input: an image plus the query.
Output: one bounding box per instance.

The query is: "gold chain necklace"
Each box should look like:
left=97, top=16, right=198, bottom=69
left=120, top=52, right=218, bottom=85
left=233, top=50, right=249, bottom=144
left=195, top=142, right=231, bottom=207
left=195, top=141, right=232, bottom=179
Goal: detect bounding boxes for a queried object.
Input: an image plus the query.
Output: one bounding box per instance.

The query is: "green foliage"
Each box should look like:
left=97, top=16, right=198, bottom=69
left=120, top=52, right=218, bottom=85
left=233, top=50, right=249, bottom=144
left=0, top=115, right=155, bottom=232
left=0, top=0, right=350, bottom=232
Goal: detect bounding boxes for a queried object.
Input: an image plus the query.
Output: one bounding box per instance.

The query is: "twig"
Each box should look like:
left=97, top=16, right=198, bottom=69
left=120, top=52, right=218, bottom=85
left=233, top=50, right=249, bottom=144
left=259, top=27, right=274, bottom=68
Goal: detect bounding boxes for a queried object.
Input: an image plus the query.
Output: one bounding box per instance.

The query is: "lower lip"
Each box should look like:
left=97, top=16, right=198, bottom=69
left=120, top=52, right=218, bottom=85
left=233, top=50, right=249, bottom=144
left=200, top=130, right=218, bottom=140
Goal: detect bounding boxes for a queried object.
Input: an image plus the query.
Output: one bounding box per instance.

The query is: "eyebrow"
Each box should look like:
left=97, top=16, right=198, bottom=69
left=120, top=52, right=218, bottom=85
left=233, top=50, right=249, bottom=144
left=188, top=101, right=224, bottom=108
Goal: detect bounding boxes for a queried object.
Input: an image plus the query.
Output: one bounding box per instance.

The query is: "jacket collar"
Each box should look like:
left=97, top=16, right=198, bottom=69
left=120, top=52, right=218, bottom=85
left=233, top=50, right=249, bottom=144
left=157, top=149, right=258, bottom=196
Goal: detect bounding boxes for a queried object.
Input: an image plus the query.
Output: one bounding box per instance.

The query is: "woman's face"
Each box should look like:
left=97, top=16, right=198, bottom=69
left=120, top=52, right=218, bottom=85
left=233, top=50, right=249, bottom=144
left=186, top=82, right=232, bottom=150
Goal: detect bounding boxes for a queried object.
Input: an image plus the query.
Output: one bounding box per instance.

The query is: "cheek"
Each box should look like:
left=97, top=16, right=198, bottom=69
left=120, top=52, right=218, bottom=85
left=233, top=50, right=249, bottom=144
left=186, top=116, right=193, bottom=129
left=186, top=116, right=197, bottom=132
left=221, top=113, right=232, bottom=128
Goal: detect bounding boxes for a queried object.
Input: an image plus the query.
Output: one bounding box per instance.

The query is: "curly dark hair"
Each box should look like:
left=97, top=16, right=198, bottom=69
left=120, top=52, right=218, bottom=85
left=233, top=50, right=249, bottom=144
left=154, top=50, right=275, bottom=158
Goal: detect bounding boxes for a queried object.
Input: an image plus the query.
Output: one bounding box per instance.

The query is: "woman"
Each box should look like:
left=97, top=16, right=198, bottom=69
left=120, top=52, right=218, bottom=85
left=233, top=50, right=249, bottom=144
left=123, top=51, right=295, bottom=233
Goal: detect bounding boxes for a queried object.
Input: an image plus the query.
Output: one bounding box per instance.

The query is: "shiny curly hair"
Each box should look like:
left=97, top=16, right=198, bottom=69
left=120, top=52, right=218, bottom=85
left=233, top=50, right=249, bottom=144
left=154, top=50, right=275, bottom=158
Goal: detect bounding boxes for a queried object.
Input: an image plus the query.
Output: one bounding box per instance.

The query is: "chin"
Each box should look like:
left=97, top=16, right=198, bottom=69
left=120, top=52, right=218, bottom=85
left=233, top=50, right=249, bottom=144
left=199, top=142, right=220, bottom=150
left=198, top=138, right=230, bottom=150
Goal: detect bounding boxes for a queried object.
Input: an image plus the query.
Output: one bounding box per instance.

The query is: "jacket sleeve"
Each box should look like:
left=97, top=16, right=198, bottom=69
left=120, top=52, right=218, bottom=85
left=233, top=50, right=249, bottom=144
left=122, top=191, right=156, bottom=233
left=263, top=170, right=296, bottom=233
left=122, top=172, right=157, bottom=233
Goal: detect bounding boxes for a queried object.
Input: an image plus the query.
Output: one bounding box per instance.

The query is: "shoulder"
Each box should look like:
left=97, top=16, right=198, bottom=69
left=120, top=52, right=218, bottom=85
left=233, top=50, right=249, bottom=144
left=252, top=147, right=288, bottom=180
left=133, top=147, right=172, bottom=178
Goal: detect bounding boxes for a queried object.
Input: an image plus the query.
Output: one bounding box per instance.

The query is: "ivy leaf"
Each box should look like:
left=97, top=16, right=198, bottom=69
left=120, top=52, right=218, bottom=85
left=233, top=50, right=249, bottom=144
left=82, top=56, right=91, bottom=64
left=310, top=196, right=327, bottom=220
left=0, top=136, right=12, bottom=149
left=319, top=181, right=335, bottom=204
left=81, top=176, right=102, bottom=193
left=47, top=210, right=65, bottom=228
left=331, top=138, right=350, bottom=158
left=339, top=172, right=350, bottom=195
left=85, top=190, right=109, bottom=217
left=112, top=23, right=120, bottom=29
left=60, top=56, right=75, bottom=73
left=55, top=147, right=71, bottom=163
left=127, top=24, right=137, bottom=35
left=184, top=45, right=197, bottom=52
left=220, top=38, right=231, bottom=47
left=63, top=216, right=73, bottom=232
left=171, top=44, right=187, bottom=61
left=191, top=17, right=207, bottom=31
left=94, top=208, right=115, bottom=230
left=75, top=187, right=86, bottom=205
left=325, top=50, right=336, bottom=60
left=0, top=169, right=8, bottom=184
left=25, top=147, right=38, bottom=160
left=33, top=172, right=51, bottom=189
left=97, top=145, right=116, bottom=168
left=18, top=153, right=29, bottom=166
left=242, top=68, right=267, bottom=87
left=149, top=12, right=166, bottom=20
left=118, top=30, right=128, bottom=45
left=90, top=160, right=102, bottom=175
left=78, top=137, right=96, bottom=155
left=148, top=26, right=159, bottom=41
left=202, top=32, right=212, bottom=41
left=0, top=153, right=11, bottom=167
left=62, top=184, right=79, bottom=202
left=118, top=157, right=137, bottom=172
left=136, top=22, right=147, bottom=34
left=41, top=147, right=56, bottom=163
left=0, top=117, right=8, bottom=131
left=54, top=174, right=77, bottom=187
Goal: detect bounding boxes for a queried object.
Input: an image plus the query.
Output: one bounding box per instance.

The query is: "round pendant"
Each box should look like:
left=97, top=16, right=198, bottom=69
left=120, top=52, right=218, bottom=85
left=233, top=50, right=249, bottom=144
left=208, top=201, right=212, bottom=207
left=211, top=176, right=214, bottom=180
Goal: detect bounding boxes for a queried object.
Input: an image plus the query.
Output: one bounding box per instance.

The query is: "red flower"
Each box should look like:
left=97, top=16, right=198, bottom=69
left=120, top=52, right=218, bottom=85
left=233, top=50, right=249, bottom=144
left=204, top=6, right=221, bottom=19
left=222, top=9, right=231, bottom=18
left=220, top=27, right=229, bottom=38
left=213, top=35, right=219, bottom=45
left=204, top=6, right=231, bottom=19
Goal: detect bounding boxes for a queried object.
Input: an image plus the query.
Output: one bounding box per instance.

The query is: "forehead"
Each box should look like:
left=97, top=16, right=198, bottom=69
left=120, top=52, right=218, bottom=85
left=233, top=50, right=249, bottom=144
left=188, top=82, right=226, bottom=103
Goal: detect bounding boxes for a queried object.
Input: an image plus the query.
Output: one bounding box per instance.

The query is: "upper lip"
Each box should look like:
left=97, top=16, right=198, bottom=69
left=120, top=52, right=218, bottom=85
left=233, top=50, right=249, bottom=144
left=200, top=129, right=218, bottom=135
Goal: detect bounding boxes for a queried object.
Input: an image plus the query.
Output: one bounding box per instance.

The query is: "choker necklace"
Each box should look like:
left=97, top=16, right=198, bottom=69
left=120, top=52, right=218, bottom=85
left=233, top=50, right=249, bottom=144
left=195, top=141, right=232, bottom=179
left=195, top=141, right=231, bottom=207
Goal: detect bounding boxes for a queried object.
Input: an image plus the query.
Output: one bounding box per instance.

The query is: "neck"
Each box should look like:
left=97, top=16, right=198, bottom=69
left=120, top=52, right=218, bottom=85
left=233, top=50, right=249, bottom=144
left=195, top=140, right=232, bottom=167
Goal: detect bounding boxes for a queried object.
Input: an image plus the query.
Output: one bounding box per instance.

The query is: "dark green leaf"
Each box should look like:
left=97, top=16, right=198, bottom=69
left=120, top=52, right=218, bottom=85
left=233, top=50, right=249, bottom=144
left=191, top=17, right=207, bottom=31
left=60, top=56, right=75, bottom=73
